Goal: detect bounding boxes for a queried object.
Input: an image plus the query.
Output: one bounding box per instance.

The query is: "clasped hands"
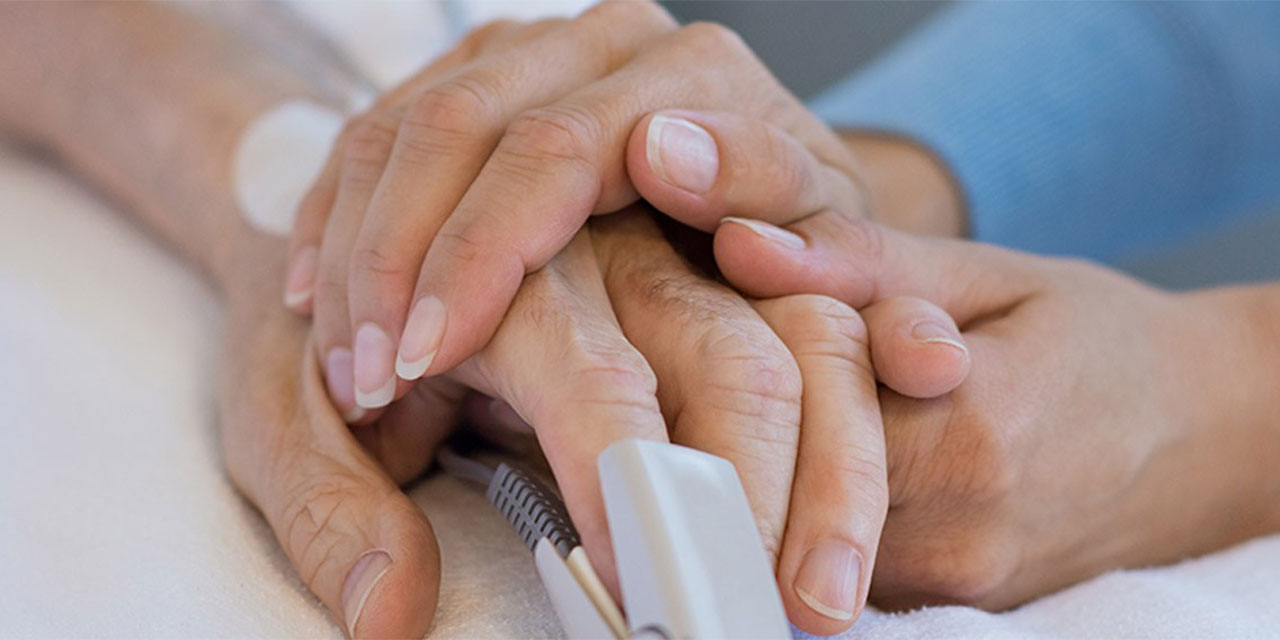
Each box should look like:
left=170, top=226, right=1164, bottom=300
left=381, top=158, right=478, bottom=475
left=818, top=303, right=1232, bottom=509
left=219, top=3, right=1274, bottom=638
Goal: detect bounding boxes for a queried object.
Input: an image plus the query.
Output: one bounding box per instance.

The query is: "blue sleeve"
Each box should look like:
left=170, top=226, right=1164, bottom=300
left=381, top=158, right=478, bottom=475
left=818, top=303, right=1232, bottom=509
left=809, top=2, right=1280, bottom=262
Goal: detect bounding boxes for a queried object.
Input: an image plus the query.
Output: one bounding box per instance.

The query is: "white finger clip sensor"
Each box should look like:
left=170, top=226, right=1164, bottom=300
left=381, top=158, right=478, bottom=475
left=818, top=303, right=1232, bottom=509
left=441, top=441, right=790, bottom=639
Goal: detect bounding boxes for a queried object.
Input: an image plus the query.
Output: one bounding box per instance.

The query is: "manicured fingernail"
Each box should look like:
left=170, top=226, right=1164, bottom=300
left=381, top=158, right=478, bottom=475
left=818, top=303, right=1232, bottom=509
left=911, top=320, right=968, bottom=356
left=647, top=114, right=719, bottom=194
left=342, top=549, right=393, bottom=638
left=325, top=347, right=366, bottom=422
left=720, top=216, right=806, bottom=250
left=283, top=246, right=319, bottom=308
left=794, top=540, right=861, bottom=621
left=395, top=296, right=445, bottom=380
left=354, top=323, right=396, bottom=408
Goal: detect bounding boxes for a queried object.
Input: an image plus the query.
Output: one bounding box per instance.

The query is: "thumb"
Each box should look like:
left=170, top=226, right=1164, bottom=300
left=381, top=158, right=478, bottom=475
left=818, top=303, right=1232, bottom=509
left=712, top=211, right=1046, bottom=325
left=223, top=343, right=440, bottom=639
left=625, top=109, right=866, bottom=232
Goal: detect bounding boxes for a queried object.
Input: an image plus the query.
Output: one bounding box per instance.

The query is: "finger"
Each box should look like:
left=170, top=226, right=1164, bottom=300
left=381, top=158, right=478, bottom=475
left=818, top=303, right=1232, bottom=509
left=754, top=295, right=888, bottom=636
left=401, top=18, right=807, bottom=379
left=713, top=212, right=1047, bottom=324
left=221, top=339, right=439, bottom=639
left=349, top=2, right=677, bottom=388
left=283, top=151, right=340, bottom=314
left=862, top=296, right=970, bottom=398
left=626, top=109, right=866, bottom=231
left=449, top=229, right=670, bottom=594
left=281, top=18, right=519, bottom=315
left=314, top=107, right=402, bottom=413
left=591, top=210, right=801, bottom=563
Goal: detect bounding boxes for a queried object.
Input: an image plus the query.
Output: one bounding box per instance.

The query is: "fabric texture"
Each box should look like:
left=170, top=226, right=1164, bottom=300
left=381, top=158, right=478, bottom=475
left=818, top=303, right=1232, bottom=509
left=810, top=2, right=1280, bottom=263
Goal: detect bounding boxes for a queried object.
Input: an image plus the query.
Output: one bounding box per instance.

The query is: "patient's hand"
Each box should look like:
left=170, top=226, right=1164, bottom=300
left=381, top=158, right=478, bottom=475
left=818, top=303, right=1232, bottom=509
left=229, top=211, right=967, bottom=637
left=278, top=0, right=867, bottom=414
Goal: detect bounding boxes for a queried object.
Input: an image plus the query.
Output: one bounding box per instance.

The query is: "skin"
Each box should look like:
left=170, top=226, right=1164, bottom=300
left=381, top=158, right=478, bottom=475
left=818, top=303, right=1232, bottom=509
left=10, top=1, right=1277, bottom=638
left=624, top=107, right=1280, bottom=609
left=0, top=3, right=968, bottom=637
left=287, top=0, right=1280, bottom=628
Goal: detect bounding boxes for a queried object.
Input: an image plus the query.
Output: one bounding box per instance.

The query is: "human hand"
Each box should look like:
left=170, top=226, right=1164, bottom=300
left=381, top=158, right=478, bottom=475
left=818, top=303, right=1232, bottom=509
left=227, top=216, right=968, bottom=637
left=703, top=206, right=1280, bottom=609
left=621, top=109, right=1280, bottom=608
left=279, top=1, right=866, bottom=416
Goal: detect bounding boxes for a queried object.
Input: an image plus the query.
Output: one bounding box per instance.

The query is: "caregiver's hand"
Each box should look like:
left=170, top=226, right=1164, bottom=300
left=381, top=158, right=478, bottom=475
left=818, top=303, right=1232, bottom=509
left=282, top=0, right=866, bottom=410
left=704, top=210, right=1280, bottom=609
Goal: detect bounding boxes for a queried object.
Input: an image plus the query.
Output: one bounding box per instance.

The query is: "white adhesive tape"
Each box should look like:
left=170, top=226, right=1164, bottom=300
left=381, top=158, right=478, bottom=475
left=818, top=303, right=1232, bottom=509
left=233, top=100, right=345, bottom=236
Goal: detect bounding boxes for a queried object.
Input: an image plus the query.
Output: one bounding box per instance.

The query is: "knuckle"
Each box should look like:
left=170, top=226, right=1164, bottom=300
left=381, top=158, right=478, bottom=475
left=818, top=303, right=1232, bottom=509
left=464, top=18, right=520, bottom=49
left=277, top=473, right=366, bottom=590
left=350, top=243, right=412, bottom=283
left=338, top=115, right=397, bottom=186
left=433, top=220, right=499, bottom=267
left=678, top=21, right=750, bottom=57
left=770, top=294, right=872, bottom=376
left=502, top=106, right=599, bottom=172
left=559, top=337, right=663, bottom=426
left=584, top=0, right=678, bottom=33
left=400, top=76, right=497, bottom=155
left=696, top=326, right=802, bottom=441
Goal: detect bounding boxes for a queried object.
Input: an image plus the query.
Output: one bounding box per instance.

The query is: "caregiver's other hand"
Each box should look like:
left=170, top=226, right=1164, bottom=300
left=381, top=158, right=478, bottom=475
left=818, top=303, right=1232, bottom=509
left=710, top=212, right=1280, bottom=609
left=282, top=0, right=866, bottom=412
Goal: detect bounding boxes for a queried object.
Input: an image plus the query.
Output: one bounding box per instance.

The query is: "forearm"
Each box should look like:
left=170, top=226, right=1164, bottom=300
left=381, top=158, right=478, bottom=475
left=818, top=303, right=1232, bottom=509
left=0, top=3, right=344, bottom=292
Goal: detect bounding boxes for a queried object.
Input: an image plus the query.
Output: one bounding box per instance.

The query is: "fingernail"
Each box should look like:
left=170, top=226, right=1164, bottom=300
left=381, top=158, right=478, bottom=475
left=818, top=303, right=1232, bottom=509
left=325, top=347, right=366, bottom=422
left=283, top=246, right=319, bottom=308
left=720, top=216, right=806, bottom=250
left=354, top=323, right=396, bottom=408
left=911, top=320, right=968, bottom=356
left=794, top=540, right=861, bottom=621
left=395, top=296, right=446, bottom=381
left=342, top=549, right=393, bottom=638
left=647, top=114, right=719, bottom=194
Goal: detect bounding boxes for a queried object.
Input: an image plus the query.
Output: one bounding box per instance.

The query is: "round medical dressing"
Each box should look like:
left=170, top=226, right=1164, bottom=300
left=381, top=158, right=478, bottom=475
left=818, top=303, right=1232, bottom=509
left=233, top=100, right=345, bottom=236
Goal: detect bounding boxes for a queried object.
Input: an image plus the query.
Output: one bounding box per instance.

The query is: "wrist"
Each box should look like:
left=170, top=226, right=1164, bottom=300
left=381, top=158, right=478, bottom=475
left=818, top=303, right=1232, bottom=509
left=1180, top=284, right=1280, bottom=535
left=839, top=130, right=967, bottom=237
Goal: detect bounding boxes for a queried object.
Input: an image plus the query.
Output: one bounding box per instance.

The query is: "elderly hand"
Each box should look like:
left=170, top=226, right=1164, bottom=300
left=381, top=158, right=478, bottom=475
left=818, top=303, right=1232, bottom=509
left=279, top=0, right=868, bottom=416
left=234, top=207, right=970, bottom=637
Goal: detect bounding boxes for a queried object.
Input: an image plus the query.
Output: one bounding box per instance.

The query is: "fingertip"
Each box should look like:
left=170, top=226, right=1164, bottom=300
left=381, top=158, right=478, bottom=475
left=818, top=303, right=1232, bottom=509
left=712, top=218, right=813, bottom=299
left=346, top=510, right=441, bottom=639
left=865, top=297, right=970, bottom=398
left=627, top=111, right=723, bottom=231
left=283, top=245, right=319, bottom=313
